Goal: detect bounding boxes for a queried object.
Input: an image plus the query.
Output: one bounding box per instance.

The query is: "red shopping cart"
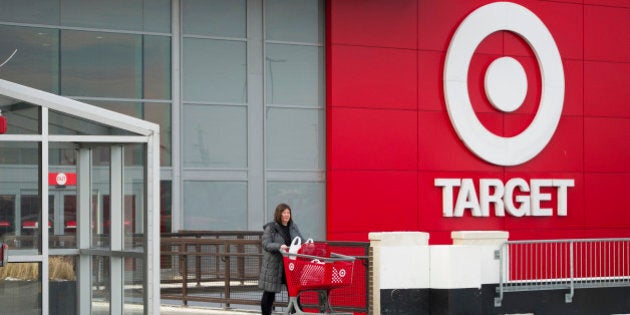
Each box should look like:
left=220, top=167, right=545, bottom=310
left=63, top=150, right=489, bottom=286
left=281, top=242, right=355, bottom=314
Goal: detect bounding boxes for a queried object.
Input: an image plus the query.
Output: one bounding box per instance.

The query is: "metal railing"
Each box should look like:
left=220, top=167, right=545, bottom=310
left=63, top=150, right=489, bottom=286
left=160, top=231, right=369, bottom=313
left=495, top=238, right=630, bottom=306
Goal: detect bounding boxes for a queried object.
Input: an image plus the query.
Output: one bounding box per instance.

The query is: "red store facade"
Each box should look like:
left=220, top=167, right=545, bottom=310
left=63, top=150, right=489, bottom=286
left=325, top=0, right=630, bottom=244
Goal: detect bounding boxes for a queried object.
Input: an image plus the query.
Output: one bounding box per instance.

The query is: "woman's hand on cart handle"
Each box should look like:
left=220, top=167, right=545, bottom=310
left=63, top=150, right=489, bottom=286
left=280, top=244, right=288, bottom=252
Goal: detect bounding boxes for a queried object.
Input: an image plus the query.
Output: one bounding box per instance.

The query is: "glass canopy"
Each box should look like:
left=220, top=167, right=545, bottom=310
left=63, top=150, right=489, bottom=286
left=0, top=79, right=160, bottom=315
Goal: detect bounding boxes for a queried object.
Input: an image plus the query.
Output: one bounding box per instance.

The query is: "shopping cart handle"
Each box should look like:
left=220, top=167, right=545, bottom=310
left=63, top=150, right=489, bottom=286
left=281, top=251, right=356, bottom=262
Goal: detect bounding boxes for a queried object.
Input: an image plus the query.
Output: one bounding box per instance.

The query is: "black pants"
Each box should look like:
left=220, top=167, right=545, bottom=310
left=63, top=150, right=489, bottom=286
left=261, top=290, right=276, bottom=315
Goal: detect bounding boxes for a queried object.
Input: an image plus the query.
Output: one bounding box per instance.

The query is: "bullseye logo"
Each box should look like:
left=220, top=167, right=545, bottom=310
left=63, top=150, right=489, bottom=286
left=56, top=173, right=67, bottom=186
left=289, top=262, right=295, bottom=271
left=436, top=2, right=574, bottom=218
left=443, top=2, right=565, bottom=166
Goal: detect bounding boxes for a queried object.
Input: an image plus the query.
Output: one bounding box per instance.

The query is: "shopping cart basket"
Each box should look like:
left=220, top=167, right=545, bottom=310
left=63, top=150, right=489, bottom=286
left=281, top=242, right=355, bottom=315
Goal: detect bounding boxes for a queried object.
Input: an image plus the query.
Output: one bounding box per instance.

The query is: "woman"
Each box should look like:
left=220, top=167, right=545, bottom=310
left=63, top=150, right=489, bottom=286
left=259, top=203, right=303, bottom=315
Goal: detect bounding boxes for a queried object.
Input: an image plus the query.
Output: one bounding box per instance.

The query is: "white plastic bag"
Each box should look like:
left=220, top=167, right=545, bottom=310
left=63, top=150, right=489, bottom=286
left=288, top=236, right=302, bottom=260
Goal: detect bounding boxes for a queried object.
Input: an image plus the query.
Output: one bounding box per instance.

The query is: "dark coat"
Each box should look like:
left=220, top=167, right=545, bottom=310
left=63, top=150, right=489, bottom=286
left=258, top=221, right=303, bottom=292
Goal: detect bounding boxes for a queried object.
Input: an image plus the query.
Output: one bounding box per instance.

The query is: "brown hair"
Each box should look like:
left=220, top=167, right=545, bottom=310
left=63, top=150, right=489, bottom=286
left=273, top=203, right=292, bottom=225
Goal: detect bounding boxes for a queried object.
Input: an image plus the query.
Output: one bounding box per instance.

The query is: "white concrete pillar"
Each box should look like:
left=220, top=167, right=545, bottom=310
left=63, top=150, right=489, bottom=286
left=368, top=232, right=430, bottom=314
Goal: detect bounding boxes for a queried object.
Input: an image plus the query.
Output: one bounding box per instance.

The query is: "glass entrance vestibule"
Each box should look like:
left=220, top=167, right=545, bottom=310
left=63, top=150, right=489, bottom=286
left=0, top=79, right=160, bottom=315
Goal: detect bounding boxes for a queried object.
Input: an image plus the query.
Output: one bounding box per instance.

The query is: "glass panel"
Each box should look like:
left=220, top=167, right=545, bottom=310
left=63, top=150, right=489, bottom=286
left=0, top=102, right=40, bottom=135
left=183, top=181, right=247, bottom=230
left=0, top=0, right=59, bottom=25
left=60, top=0, right=143, bottom=31
left=0, top=262, right=42, bottom=314
left=49, top=142, right=78, bottom=166
left=267, top=181, right=325, bottom=241
left=124, top=144, right=145, bottom=251
left=49, top=109, right=134, bottom=136
left=92, top=100, right=172, bottom=166
left=0, top=25, right=59, bottom=93
left=91, top=256, right=110, bottom=314
left=143, top=35, right=172, bottom=100
left=183, top=104, right=247, bottom=168
left=266, top=107, right=324, bottom=170
left=91, top=147, right=110, bottom=249
left=123, top=257, right=144, bottom=314
left=265, top=44, right=324, bottom=106
left=50, top=144, right=78, bottom=249
left=183, top=0, right=246, bottom=38
left=61, top=30, right=142, bottom=98
left=0, top=142, right=38, bottom=253
left=265, top=0, right=324, bottom=43
left=144, top=102, right=172, bottom=167
left=49, top=256, right=77, bottom=314
left=160, top=181, right=172, bottom=233
left=183, top=38, right=247, bottom=103
left=143, top=0, right=171, bottom=33
left=0, top=195, right=15, bottom=241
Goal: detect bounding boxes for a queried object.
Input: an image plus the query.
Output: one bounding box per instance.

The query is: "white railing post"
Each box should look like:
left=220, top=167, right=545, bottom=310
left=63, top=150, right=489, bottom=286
left=566, top=241, right=574, bottom=303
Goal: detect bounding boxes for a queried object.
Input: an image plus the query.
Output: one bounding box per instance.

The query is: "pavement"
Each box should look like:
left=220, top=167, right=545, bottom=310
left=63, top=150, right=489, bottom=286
left=160, top=305, right=258, bottom=314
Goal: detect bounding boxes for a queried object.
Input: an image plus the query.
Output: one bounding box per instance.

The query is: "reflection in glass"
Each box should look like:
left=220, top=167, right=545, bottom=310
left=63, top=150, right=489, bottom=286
left=0, top=102, right=40, bottom=135
left=49, top=256, right=77, bottom=314
left=160, top=181, right=172, bottom=233
left=60, top=0, right=143, bottom=31
left=183, top=181, right=247, bottom=230
left=143, top=35, right=172, bottom=100
left=91, top=256, right=110, bottom=315
left=265, top=0, right=324, bottom=43
left=0, top=262, right=42, bottom=314
left=124, top=144, right=146, bottom=251
left=183, top=104, right=247, bottom=168
left=0, top=25, right=59, bottom=93
left=183, top=38, right=247, bottom=103
left=183, top=0, right=246, bottom=38
left=0, top=142, right=39, bottom=252
left=91, top=147, right=111, bottom=249
left=49, top=109, right=134, bottom=136
left=0, top=0, right=59, bottom=25
left=266, top=107, right=324, bottom=170
left=49, top=144, right=78, bottom=249
left=141, top=0, right=172, bottom=33
left=0, top=195, right=15, bottom=240
left=61, top=30, right=142, bottom=98
left=91, top=100, right=172, bottom=166
left=265, top=44, right=324, bottom=106
left=267, top=181, right=325, bottom=241
left=123, top=257, right=144, bottom=314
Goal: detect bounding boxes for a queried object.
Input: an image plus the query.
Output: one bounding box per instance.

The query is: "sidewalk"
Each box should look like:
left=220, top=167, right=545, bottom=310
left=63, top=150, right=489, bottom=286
left=160, top=305, right=258, bottom=315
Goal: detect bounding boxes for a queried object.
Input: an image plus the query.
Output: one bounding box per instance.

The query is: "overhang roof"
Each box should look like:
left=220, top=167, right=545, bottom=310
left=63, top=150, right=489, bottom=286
left=0, top=79, right=159, bottom=136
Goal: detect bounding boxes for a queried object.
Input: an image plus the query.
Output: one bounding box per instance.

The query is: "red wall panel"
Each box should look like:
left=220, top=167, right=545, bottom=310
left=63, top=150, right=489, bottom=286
left=327, top=0, right=630, bottom=243
left=584, top=173, right=630, bottom=228
left=329, top=0, right=417, bottom=49
left=584, top=0, right=630, bottom=8
left=584, top=117, right=630, bottom=173
left=327, top=170, right=418, bottom=238
left=584, top=61, right=630, bottom=118
left=328, top=45, right=417, bottom=109
left=585, top=5, right=630, bottom=62
left=562, top=59, right=584, bottom=117
left=418, top=51, right=445, bottom=111
left=330, top=107, right=417, bottom=170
